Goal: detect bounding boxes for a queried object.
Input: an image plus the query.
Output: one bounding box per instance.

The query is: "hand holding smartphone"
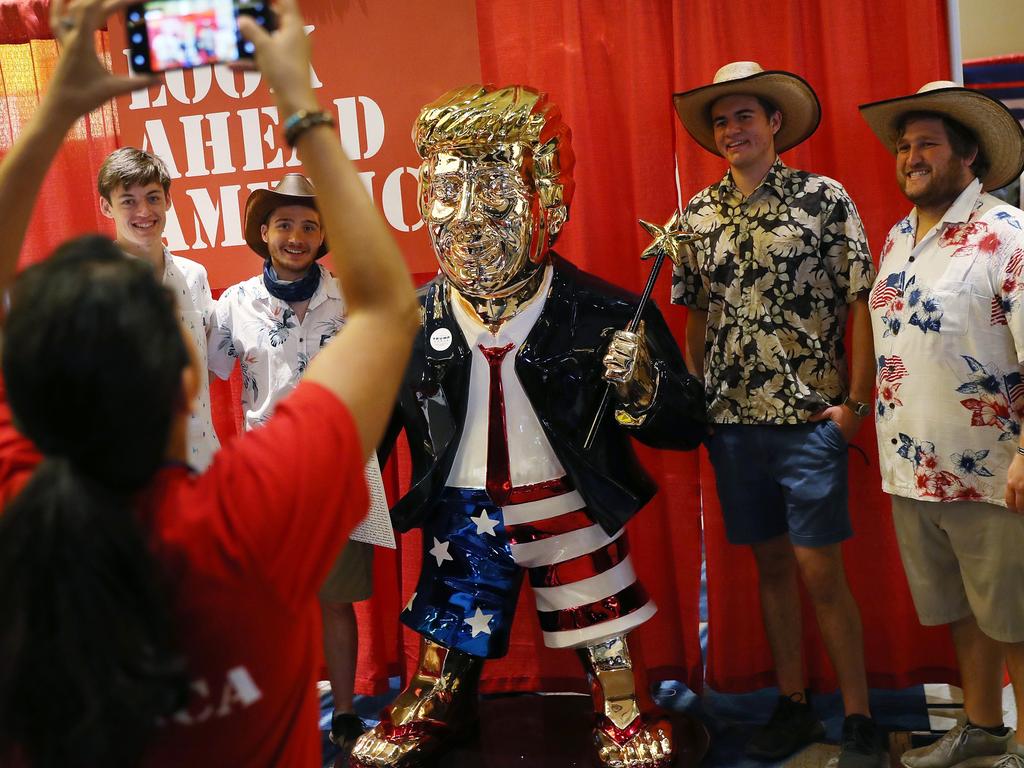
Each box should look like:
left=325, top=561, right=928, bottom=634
left=125, top=0, right=276, bottom=73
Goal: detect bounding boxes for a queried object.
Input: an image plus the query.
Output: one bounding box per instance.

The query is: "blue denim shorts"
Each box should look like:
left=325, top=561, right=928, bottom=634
left=706, top=421, right=852, bottom=547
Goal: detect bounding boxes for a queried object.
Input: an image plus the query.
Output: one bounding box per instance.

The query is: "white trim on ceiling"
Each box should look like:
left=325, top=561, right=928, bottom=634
left=948, top=0, right=964, bottom=84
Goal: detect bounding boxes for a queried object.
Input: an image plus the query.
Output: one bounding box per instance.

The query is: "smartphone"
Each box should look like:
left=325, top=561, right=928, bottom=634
left=125, top=0, right=276, bottom=74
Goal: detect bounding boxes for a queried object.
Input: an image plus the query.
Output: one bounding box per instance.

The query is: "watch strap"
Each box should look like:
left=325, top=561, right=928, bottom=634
left=843, top=396, right=871, bottom=418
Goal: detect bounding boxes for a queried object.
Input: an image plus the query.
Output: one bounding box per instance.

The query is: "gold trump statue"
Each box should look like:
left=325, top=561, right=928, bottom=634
left=350, top=84, right=706, bottom=768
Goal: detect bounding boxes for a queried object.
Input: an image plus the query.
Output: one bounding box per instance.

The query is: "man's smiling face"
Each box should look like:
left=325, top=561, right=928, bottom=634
left=100, top=182, right=169, bottom=253
left=896, top=116, right=975, bottom=212
left=261, top=204, right=324, bottom=281
left=711, top=93, right=781, bottom=173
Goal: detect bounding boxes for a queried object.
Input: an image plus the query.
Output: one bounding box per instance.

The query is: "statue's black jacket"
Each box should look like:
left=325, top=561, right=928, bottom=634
left=380, top=254, right=705, bottom=536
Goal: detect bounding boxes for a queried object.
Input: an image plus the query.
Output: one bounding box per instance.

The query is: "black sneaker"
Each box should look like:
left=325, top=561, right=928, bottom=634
left=746, top=693, right=826, bottom=760
left=329, top=711, right=367, bottom=749
left=838, top=714, right=889, bottom=768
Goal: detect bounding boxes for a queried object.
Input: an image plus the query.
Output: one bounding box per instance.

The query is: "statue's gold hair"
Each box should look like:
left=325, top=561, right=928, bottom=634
left=413, top=84, right=575, bottom=212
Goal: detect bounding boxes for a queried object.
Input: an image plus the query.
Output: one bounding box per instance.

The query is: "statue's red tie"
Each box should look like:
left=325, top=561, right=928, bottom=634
left=479, top=343, right=515, bottom=507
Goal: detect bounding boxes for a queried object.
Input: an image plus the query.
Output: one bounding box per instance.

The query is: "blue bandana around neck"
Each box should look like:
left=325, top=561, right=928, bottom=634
left=262, top=260, right=321, bottom=303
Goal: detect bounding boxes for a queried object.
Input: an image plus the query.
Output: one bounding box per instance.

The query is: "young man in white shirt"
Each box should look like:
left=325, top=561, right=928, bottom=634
left=97, top=148, right=219, bottom=470
left=207, top=174, right=371, bottom=750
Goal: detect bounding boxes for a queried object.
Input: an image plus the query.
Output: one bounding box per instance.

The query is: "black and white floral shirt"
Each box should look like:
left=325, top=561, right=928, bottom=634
left=672, top=159, right=875, bottom=424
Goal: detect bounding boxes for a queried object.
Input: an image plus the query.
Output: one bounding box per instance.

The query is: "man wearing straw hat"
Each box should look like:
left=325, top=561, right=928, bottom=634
left=206, top=174, right=373, bottom=751
left=860, top=82, right=1024, bottom=768
left=672, top=62, right=885, bottom=767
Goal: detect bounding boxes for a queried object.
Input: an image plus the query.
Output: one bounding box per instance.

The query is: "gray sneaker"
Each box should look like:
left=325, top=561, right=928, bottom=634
left=901, top=723, right=1014, bottom=768
left=959, top=754, right=1024, bottom=768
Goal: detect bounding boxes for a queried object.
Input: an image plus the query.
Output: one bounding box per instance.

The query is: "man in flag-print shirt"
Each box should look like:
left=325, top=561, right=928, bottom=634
left=860, top=82, right=1024, bottom=768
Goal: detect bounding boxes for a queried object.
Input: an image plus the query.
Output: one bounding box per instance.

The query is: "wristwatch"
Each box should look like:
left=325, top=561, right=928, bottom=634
left=843, top=396, right=871, bottom=418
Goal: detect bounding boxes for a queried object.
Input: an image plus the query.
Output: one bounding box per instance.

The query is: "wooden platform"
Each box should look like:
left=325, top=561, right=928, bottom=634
left=341, top=694, right=711, bottom=767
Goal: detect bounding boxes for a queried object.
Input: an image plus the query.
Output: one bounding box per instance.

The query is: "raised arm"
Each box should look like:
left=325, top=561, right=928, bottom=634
left=0, top=0, right=155, bottom=297
left=240, top=0, right=418, bottom=458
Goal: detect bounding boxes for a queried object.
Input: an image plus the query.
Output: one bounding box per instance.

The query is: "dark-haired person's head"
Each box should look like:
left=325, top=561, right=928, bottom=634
left=0, top=235, right=192, bottom=768
left=4, top=235, right=193, bottom=487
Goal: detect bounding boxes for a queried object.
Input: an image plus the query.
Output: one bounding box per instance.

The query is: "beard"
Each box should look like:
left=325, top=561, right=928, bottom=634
left=899, top=157, right=972, bottom=213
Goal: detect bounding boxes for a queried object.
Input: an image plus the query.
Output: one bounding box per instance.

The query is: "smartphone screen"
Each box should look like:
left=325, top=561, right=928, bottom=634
left=125, top=0, right=274, bottom=74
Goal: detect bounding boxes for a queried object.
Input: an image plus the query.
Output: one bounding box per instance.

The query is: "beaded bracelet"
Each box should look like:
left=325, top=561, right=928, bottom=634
left=283, top=109, right=335, bottom=148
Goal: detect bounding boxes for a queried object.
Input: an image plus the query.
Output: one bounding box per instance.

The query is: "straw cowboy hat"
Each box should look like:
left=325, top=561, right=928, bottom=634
left=244, top=173, right=328, bottom=260
left=859, top=81, right=1024, bottom=192
left=673, top=61, right=821, bottom=156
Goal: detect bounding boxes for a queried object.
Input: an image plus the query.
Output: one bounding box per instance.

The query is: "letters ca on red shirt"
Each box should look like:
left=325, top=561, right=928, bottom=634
left=0, top=381, right=368, bottom=767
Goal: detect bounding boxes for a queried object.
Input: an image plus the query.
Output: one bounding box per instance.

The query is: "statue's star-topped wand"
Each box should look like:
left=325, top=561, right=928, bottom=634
left=583, top=211, right=698, bottom=451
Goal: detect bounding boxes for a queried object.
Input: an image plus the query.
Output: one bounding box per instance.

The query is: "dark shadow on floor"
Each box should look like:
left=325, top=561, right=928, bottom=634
left=322, top=681, right=932, bottom=767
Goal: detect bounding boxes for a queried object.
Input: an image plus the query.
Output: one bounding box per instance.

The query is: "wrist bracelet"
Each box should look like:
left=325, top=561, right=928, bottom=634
left=283, top=109, right=334, bottom=148
left=1017, top=446, right=1024, bottom=457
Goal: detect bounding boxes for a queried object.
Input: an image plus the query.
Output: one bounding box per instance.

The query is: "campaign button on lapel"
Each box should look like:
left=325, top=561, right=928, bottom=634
left=430, top=327, right=453, bottom=352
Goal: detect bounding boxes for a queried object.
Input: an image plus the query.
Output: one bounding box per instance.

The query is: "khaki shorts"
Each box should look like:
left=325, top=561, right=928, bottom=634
left=319, top=539, right=374, bottom=604
left=890, top=495, right=1024, bottom=642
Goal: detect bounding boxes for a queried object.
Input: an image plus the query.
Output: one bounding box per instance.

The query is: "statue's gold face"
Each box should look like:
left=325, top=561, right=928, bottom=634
left=420, top=144, right=548, bottom=298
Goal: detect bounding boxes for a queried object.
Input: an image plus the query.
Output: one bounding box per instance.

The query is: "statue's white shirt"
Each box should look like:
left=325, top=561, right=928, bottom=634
left=446, top=265, right=565, bottom=489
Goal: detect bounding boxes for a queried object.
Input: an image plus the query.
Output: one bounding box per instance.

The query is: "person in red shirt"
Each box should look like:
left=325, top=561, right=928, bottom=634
left=0, top=1, right=419, bottom=767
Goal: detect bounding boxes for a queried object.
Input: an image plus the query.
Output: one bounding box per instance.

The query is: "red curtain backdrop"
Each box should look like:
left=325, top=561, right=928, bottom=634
left=0, top=30, right=120, bottom=269
left=1, top=0, right=963, bottom=697
left=671, top=1, right=960, bottom=691
left=0, top=0, right=51, bottom=43
left=465, top=0, right=705, bottom=694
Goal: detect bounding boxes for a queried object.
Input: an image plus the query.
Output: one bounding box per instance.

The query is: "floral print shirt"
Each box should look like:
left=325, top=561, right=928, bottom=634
left=163, top=250, right=220, bottom=470
left=870, top=179, right=1024, bottom=506
left=672, top=159, right=875, bottom=424
left=208, top=263, right=345, bottom=430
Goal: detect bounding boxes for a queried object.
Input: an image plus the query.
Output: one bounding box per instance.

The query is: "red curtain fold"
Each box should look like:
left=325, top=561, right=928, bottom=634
left=0, top=0, right=51, bottom=44
left=0, top=0, right=115, bottom=44
left=0, top=33, right=119, bottom=268
left=469, top=0, right=705, bottom=693
left=672, top=0, right=960, bottom=692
